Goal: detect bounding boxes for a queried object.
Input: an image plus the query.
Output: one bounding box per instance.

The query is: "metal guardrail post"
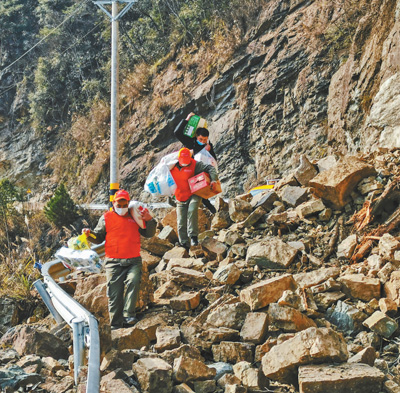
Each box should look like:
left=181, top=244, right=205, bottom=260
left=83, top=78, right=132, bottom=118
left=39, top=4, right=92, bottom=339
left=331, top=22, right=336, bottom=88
left=72, top=318, right=85, bottom=384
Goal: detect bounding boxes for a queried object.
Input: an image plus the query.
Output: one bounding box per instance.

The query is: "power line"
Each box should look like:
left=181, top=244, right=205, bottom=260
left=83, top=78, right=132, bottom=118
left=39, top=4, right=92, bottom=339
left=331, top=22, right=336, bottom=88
left=0, top=0, right=92, bottom=77
left=59, top=20, right=105, bottom=57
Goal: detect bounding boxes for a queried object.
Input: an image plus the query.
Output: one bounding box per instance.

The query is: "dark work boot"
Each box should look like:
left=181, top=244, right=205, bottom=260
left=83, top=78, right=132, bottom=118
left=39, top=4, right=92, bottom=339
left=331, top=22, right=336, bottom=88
left=190, top=236, right=199, bottom=246
left=123, top=316, right=138, bottom=327
left=176, top=241, right=190, bottom=251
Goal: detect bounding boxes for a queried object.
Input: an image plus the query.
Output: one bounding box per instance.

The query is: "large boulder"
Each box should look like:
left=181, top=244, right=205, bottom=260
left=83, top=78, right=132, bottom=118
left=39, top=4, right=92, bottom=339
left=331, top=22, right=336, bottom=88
left=261, top=327, right=348, bottom=385
left=240, top=274, right=297, bottom=310
left=268, top=303, right=317, bottom=332
left=0, top=326, right=69, bottom=360
left=338, top=274, right=380, bottom=302
left=0, top=365, right=43, bottom=391
left=132, top=358, right=173, bottom=393
left=294, top=267, right=340, bottom=289
left=308, top=156, right=376, bottom=209
left=173, top=356, right=216, bottom=383
left=246, top=237, right=298, bottom=269
left=207, top=302, right=250, bottom=330
left=298, top=363, right=384, bottom=393
left=111, top=326, right=150, bottom=351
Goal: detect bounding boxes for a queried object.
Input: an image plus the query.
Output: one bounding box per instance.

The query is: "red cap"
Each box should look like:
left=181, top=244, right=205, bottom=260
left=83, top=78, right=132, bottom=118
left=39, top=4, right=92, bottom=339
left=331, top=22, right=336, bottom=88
left=114, top=189, right=130, bottom=201
left=178, top=148, right=192, bottom=166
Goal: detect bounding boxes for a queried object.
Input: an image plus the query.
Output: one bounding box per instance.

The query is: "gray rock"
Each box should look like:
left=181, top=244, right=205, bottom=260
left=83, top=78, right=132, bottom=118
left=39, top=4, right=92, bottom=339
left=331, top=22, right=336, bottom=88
left=294, top=154, right=318, bottom=186
left=326, top=300, right=367, bottom=335
left=0, top=365, right=43, bottom=391
left=0, top=298, right=18, bottom=328
left=280, top=186, right=309, bottom=207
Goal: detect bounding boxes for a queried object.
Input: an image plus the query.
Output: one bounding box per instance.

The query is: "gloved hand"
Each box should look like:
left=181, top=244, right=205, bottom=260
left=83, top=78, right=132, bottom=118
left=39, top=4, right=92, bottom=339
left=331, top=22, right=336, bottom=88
left=186, top=112, right=195, bottom=121
left=210, top=181, right=217, bottom=191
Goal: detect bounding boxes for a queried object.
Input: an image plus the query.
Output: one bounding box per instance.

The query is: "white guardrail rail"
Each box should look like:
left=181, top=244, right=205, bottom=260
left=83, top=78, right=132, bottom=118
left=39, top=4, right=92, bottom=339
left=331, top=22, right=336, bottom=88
left=33, top=243, right=105, bottom=393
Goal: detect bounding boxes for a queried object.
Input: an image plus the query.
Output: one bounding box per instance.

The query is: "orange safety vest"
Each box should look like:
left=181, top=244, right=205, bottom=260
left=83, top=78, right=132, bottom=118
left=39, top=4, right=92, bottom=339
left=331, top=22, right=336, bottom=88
left=104, top=211, right=141, bottom=259
left=170, top=159, right=196, bottom=202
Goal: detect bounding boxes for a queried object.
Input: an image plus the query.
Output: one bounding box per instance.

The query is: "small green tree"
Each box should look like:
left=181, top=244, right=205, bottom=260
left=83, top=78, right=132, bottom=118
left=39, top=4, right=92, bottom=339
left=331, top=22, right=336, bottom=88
left=44, top=184, right=79, bottom=228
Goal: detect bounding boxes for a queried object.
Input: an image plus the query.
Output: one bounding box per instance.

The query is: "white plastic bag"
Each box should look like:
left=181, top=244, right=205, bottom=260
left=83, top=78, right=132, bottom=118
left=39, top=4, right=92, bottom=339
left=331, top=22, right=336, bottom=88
left=144, top=160, right=177, bottom=196
left=55, top=247, right=103, bottom=273
left=159, top=151, right=179, bottom=170
left=194, top=149, right=218, bottom=169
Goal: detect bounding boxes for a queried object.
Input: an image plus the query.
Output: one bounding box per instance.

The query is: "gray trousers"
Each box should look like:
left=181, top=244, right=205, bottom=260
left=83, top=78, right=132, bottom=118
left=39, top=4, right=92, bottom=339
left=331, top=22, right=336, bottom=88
left=105, top=257, right=142, bottom=328
left=176, top=194, right=201, bottom=245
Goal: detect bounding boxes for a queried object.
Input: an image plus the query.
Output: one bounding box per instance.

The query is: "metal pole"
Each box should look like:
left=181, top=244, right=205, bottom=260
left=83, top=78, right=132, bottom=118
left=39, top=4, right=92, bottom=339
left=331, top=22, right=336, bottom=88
left=93, top=0, right=135, bottom=205
left=110, top=1, right=119, bottom=204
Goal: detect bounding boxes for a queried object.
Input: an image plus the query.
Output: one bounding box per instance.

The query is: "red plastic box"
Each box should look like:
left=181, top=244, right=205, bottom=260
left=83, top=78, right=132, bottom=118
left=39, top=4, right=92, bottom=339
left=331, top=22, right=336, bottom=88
left=188, top=172, right=221, bottom=199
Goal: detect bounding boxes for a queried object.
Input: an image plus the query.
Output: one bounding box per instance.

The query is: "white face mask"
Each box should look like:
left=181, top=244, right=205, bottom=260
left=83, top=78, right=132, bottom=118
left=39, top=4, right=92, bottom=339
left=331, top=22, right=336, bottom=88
left=114, top=207, right=128, bottom=216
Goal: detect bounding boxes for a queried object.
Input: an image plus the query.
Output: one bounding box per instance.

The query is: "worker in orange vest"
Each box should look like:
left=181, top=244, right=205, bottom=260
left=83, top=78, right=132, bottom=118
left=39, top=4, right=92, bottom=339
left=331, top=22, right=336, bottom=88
left=83, top=189, right=156, bottom=330
left=170, top=148, right=218, bottom=250
left=174, top=112, right=217, bottom=214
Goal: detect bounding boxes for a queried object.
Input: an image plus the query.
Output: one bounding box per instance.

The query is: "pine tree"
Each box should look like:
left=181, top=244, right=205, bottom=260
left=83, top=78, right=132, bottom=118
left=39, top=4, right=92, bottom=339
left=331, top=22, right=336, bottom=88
left=44, top=184, right=79, bottom=228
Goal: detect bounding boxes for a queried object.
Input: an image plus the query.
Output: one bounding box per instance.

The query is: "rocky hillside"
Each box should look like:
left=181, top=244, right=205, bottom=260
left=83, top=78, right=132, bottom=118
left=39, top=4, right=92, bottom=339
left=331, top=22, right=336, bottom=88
left=1, top=0, right=400, bottom=204
left=3, top=149, right=400, bottom=392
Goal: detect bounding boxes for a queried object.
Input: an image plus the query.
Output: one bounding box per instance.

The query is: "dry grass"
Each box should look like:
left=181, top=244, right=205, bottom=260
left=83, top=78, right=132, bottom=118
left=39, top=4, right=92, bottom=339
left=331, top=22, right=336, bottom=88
left=0, top=257, right=40, bottom=299
left=121, top=62, right=152, bottom=104
left=0, top=211, right=50, bottom=299
left=49, top=100, right=110, bottom=189
left=180, top=25, right=242, bottom=80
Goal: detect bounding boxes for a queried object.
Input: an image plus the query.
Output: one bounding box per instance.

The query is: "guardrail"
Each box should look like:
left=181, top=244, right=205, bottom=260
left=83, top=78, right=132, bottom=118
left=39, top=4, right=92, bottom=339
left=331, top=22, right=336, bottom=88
left=33, top=242, right=105, bottom=393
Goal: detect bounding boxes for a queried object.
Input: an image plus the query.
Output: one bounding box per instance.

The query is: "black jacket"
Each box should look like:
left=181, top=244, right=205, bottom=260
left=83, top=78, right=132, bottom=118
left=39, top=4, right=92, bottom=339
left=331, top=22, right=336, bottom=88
left=174, top=119, right=217, bottom=160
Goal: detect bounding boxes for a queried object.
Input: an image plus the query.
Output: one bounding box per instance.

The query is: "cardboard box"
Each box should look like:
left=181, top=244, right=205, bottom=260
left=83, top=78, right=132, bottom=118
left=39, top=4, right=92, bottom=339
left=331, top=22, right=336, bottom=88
left=188, top=172, right=221, bottom=199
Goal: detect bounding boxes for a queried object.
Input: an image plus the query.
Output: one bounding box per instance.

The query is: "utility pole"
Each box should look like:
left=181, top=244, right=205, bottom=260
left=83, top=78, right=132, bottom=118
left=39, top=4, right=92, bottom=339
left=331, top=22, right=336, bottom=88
left=93, top=0, right=136, bottom=205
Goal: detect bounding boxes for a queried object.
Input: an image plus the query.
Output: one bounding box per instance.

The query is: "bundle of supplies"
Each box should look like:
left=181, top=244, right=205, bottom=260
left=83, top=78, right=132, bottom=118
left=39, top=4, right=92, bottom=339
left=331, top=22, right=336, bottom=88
left=67, top=233, right=90, bottom=250
left=128, top=201, right=149, bottom=229
left=144, top=151, right=178, bottom=196
left=194, top=149, right=218, bottom=169
left=56, top=234, right=102, bottom=273
left=183, top=115, right=207, bottom=138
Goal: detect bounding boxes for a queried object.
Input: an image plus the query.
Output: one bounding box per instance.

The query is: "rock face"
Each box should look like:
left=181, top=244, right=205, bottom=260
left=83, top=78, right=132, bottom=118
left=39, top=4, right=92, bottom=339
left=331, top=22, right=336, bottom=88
left=2, top=0, right=399, bottom=204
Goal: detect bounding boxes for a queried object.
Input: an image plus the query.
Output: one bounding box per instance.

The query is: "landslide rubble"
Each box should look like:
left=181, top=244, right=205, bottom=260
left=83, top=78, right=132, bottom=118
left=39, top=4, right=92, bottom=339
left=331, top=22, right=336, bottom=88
left=4, top=149, right=400, bottom=392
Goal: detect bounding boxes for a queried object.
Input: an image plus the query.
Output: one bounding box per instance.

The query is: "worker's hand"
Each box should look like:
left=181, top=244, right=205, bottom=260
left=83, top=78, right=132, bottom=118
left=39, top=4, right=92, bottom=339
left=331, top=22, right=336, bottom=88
left=140, top=209, right=153, bottom=221
left=205, top=143, right=211, bottom=151
left=210, top=181, right=217, bottom=191
left=186, top=112, right=195, bottom=121
left=82, top=228, right=91, bottom=237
